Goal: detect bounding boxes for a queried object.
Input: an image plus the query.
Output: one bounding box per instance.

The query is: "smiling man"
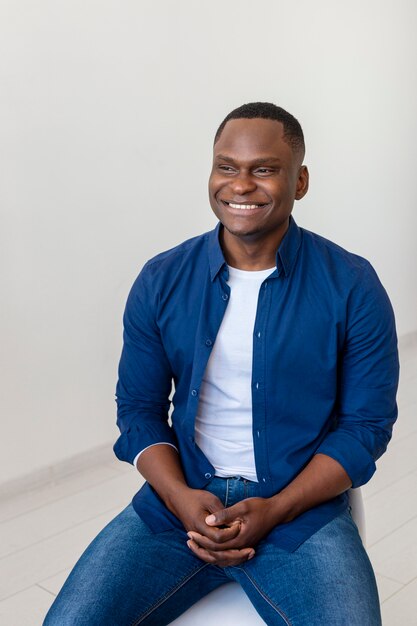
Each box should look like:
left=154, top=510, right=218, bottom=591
left=44, top=103, right=399, bottom=626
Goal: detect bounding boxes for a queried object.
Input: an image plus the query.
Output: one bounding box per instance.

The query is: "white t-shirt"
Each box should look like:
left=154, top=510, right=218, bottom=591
left=194, top=265, right=275, bottom=481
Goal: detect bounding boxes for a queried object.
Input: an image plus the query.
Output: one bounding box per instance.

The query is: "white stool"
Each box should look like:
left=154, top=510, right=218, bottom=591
left=171, top=488, right=365, bottom=626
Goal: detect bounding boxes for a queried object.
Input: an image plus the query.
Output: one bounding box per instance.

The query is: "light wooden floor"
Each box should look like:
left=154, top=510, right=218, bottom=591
left=1, top=341, right=416, bottom=626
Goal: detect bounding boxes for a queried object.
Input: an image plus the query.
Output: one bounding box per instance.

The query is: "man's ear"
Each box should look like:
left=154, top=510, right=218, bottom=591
left=295, top=165, right=309, bottom=200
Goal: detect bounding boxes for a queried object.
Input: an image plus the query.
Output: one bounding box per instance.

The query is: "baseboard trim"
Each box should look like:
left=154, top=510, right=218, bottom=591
left=0, top=442, right=116, bottom=500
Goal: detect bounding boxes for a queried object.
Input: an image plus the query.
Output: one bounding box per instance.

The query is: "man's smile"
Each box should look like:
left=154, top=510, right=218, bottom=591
left=221, top=200, right=270, bottom=211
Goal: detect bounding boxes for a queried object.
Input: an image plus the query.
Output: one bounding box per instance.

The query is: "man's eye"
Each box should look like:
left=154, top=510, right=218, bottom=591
left=256, top=168, right=273, bottom=174
left=218, top=165, right=235, bottom=172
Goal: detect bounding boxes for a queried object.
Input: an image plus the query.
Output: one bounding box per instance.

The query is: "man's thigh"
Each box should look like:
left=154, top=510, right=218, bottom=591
left=43, top=503, right=228, bottom=626
left=228, top=510, right=381, bottom=626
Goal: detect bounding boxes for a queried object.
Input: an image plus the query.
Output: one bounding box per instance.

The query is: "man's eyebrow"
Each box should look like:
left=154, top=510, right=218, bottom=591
left=214, top=154, right=282, bottom=165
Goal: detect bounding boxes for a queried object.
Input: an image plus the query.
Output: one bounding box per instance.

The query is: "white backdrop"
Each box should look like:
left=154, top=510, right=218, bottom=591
left=1, top=0, right=416, bottom=484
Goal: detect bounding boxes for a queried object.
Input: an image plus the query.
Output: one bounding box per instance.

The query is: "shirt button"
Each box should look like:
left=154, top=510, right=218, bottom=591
left=191, top=389, right=198, bottom=397
left=262, top=478, right=266, bottom=483
left=257, top=430, right=260, bottom=438
left=205, top=472, right=212, bottom=479
left=205, top=339, right=213, bottom=347
left=255, top=382, right=259, bottom=390
left=257, top=331, right=261, bottom=338
left=222, top=293, right=229, bottom=301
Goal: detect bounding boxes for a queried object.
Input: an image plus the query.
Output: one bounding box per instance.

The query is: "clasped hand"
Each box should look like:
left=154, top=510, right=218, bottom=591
left=173, top=488, right=277, bottom=567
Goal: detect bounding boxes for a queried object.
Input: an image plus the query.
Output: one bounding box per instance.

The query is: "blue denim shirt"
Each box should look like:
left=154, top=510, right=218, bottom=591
left=114, top=216, right=399, bottom=551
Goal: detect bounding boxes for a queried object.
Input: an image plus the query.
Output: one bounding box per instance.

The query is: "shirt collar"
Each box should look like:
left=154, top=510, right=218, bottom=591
left=207, top=215, right=302, bottom=281
left=208, top=222, right=226, bottom=281
left=276, top=215, right=302, bottom=277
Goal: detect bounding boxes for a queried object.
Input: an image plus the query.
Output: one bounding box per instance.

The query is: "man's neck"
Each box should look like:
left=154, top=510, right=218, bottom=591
left=220, top=222, right=289, bottom=271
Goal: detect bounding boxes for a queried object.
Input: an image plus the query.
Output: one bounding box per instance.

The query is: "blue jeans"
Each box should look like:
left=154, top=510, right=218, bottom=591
left=43, top=476, right=381, bottom=625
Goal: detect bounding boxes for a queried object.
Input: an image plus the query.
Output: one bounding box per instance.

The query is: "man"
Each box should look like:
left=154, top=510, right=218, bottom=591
left=44, top=103, right=399, bottom=625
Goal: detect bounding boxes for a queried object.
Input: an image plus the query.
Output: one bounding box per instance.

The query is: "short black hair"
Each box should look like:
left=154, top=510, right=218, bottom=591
left=214, top=102, right=305, bottom=157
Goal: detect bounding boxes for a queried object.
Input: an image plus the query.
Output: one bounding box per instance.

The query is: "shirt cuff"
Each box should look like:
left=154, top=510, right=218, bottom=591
left=133, top=443, right=179, bottom=470
left=315, top=432, right=376, bottom=488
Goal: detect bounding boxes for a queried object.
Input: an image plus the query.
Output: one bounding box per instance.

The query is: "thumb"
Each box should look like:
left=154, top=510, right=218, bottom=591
left=205, top=504, right=240, bottom=526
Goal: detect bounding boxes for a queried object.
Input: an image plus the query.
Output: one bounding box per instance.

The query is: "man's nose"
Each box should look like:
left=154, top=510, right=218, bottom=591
left=229, top=173, right=257, bottom=196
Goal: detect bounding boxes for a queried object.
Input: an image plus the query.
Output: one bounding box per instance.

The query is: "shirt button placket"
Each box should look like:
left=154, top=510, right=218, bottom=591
left=254, top=282, right=268, bottom=492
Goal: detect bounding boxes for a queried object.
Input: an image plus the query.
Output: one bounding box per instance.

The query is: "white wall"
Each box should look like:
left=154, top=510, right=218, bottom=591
left=1, top=0, right=416, bottom=484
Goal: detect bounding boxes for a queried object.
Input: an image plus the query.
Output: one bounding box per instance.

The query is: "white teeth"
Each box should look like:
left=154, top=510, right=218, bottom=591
left=228, top=203, right=262, bottom=210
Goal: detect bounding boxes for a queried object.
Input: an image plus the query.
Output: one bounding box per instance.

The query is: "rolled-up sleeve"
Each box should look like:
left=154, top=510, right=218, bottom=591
left=316, top=262, right=400, bottom=488
left=113, top=265, right=177, bottom=466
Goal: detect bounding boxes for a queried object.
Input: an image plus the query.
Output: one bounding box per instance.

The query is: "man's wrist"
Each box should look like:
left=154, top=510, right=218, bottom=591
left=163, top=482, right=192, bottom=517
left=268, top=488, right=303, bottom=525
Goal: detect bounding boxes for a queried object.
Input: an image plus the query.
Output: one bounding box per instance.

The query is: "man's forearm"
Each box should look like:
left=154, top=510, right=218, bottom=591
left=136, top=444, right=190, bottom=513
left=269, top=453, right=352, bottom=524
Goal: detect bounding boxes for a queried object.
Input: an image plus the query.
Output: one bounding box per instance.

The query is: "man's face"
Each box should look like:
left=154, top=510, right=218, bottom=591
left=209, top=118, right=308, bottom=241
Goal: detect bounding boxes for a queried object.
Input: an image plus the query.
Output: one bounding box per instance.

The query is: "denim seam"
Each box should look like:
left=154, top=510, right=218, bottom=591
left=130, top=562, right=210, bottom=625
left=225, top=478, right=230, bottom=508
left=235, top=566, right=293, bottom=626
